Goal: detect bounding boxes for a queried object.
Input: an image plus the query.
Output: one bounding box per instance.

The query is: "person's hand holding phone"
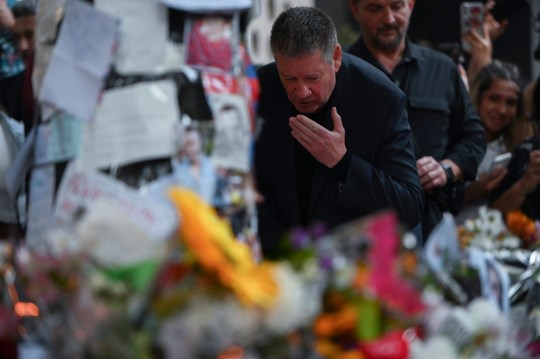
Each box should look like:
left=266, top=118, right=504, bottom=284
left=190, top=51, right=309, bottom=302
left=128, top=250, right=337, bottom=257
left=464, top=165, right=507, bottom=204
left=489, top=152, right=512, bottom=172
left=463, top=20, right=491, bottom=59
left=476, top=165, right=507, bottom=192
left=460, top=2, right=485, bottom=53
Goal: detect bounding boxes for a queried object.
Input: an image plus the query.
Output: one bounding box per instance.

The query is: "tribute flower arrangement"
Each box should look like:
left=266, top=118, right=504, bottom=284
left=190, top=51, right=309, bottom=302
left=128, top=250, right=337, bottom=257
left=8, top=195, right=540, bottom=359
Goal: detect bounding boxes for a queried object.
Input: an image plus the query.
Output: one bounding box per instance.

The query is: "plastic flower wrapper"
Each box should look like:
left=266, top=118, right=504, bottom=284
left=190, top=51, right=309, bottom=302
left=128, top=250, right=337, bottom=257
left=414, top=292, right=535, bottom=358
left=423, top=213, right=502, bottom=307
left=455, top=207, right=540, bottom=308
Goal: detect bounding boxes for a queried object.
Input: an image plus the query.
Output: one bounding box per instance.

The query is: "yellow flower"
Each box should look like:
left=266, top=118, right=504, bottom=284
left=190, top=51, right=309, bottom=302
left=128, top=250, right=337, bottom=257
left=168, top=188, right=252, bottom=270
left=222, top=262, right=279, bottom=309
left=168, top=187, right=278, bottom=308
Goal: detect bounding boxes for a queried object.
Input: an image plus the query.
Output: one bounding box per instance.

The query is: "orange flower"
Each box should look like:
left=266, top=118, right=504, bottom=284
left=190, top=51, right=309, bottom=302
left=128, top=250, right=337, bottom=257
left=314, top=305, right=358, bottom=337
left=352, top=265, right=369, bottom=291
left=337, top=350, right=366, bottom=359
left=507, top=211, right=538, bottom=247
left=315, top=338, right=343, bottom=359
left=400, top=252, right=418, bottom=278
left=315, top=339, right=366, bottom=359
left=218, top=345, right=244, bottom=359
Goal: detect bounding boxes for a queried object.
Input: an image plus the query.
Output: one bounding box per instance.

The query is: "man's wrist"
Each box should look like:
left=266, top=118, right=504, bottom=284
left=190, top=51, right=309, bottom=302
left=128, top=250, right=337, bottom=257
left=331, top=150, right=352, bottom=183
left=440, top=161, right=454, bottom=186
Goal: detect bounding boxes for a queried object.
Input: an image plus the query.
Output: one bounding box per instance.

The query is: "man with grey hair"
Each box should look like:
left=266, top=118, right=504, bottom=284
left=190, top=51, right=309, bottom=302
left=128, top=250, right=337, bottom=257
left=255, top=6, right=424, bottom=258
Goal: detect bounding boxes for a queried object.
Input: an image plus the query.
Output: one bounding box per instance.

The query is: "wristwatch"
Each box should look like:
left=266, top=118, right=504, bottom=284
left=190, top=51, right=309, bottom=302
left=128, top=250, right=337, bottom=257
left=440, top=162, right=454, bottom=186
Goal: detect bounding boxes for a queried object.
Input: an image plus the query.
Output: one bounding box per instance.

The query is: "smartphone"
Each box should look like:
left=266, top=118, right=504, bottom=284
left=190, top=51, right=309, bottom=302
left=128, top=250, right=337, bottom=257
left=460, top=2, right=485, bottom=53
left=489, top=152, right=512, bottom=172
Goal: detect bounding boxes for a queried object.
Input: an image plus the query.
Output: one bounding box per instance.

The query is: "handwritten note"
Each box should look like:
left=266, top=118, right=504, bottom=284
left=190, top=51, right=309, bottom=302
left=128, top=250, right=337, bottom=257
left=77, top=79, right=179, bottom=170
left=33, top=0, right=64, bottom=95
left=54, top=163, right=178, bottom=243
left=57, top=0, right=118, bottom=78
left=96, top=0, right=168, bottom=74
left=39, top=0, right=118, bottom=121
left=26, top=165, right=55, bottom=251
left=34, top=113, right=82, bottom=165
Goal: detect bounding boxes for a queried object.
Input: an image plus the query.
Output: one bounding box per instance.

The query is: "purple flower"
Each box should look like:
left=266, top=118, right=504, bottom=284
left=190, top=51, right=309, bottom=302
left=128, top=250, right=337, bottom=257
left=319, top=254, right=335, bottom=271
left=309, top=222, right=328, bottom=240
left=291, top=228, right=310, bottom=249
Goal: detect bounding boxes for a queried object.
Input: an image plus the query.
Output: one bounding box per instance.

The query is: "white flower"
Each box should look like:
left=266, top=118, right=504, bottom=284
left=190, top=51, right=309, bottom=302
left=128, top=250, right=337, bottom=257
left=410, top=336, right=458, bottom=359
left=464, top=206, right=523, bottom=251
left=421, top=289, right=453, bottom=336
left=332, top=262, right=356, bottom=289
left=448, top=305, right=477, bottom=335
left=443, top=299, right=505, bottom=344
left=263, top=262, right=321, bottom=335
left=159, top=294, right=261, bottom=358
left=424, top=297, right=527, bottom=358
left=500, top=236, right=521, bottom=249
left=470, top=235, right=495, bottom=251
left=465, top=218, right=478, bottom=233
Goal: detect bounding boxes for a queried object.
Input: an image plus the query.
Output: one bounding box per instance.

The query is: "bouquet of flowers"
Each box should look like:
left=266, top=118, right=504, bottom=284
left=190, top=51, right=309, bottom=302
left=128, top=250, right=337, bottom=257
left=13, top=187, right=325, bottom=358
left=458, top=206, right=540, bottom=251
left=268, top=212, right=426, bottom=359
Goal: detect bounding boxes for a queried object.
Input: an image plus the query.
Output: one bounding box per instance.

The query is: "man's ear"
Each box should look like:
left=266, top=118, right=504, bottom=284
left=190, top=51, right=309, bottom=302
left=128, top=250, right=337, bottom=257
left=333, top=44, right=342, bottom=72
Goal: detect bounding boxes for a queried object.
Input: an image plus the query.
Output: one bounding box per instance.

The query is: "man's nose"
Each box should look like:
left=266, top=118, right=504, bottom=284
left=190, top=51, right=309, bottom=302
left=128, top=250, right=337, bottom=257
left=382, top=8, right=396, bottom=23
left=296, top=83, right=311, bottom=98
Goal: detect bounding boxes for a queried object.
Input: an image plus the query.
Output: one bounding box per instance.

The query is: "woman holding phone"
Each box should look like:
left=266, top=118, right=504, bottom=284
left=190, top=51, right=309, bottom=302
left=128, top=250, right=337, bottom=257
left=457, top=60, right=534, bottom=222
left=490, top=78, right=540, bottom=220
